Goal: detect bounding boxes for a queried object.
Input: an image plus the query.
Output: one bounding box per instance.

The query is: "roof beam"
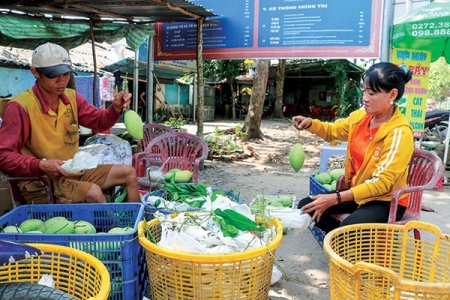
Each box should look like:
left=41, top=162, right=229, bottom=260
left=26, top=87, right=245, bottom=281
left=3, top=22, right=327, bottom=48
left=68, top=3, right=133, bottom=22
left=153, top=0, right=203, bottom=19
left=40, top=4, right=90, bottom=19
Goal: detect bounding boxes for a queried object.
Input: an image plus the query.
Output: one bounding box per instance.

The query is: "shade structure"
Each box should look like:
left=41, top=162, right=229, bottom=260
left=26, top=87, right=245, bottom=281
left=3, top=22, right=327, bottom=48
left=392, top=0, right=450, bottom=63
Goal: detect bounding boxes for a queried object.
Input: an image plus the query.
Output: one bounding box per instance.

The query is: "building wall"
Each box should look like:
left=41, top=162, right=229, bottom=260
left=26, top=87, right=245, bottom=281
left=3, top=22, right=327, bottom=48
left=0, top=68, right=35, bottom=97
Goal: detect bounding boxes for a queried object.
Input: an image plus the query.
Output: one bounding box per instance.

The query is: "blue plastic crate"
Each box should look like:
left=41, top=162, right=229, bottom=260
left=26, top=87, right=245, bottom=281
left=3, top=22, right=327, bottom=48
left=308, top=222, right=326, bottom=248
left=0, top=203, right=147, bottom=300
left=309, top=174, right=332, bottom=196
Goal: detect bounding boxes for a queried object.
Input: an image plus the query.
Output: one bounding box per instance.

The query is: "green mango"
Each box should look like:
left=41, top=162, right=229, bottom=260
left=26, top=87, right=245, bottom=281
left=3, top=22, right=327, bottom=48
left=289, top=143, right=305, bottom=172
left=315, top=172, right=332, bottom=184
left=2, top=225, right=22, bottom=233
left=74, top=220, right=97, bottom=234
left=329, top=168, right=345, bottom=180
left=124, top=110, right=143, bottom=140
left=19, top=219, right=44, bottom=233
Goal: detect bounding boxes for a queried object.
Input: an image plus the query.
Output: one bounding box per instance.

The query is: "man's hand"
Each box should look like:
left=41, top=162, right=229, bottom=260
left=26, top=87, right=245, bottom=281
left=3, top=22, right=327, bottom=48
left=39, top=159, right=71, bottom=178
left=112, top=90, right=132, bottom=113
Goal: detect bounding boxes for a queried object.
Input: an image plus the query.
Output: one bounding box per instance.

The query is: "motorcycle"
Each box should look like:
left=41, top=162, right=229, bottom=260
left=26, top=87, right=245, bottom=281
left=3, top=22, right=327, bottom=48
left=233, top=97, right=248, bottom=119
left=421, top=110, right=450, bottom=143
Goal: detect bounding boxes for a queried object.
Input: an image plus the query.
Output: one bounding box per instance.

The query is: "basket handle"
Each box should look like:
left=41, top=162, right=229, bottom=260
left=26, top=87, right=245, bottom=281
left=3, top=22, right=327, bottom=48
left=403, top=221, right=441, bottom=237
left=352, top=261, right=402, bottom=298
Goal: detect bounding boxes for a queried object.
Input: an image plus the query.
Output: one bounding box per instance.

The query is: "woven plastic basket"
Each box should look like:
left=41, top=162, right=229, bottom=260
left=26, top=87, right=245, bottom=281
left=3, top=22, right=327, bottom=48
left=323, top=221, right=450, bottom=300
left=138, top=218, right=283, bottom=300
left=0, top=243, right=110, bottom=300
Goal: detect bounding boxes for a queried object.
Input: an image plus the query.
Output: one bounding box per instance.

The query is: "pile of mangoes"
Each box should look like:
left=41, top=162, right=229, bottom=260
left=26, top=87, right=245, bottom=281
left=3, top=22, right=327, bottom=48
left=1, top=217, right=133, bottom=234
left=313, top=168, right=345, bottom=191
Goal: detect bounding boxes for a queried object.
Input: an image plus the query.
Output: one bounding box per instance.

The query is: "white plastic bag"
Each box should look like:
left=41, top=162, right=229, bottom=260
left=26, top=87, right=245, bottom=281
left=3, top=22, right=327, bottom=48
left=269, top=209, right=311, bottom=230
left=271, top=265, right=283, bottom=285
left=38, top=274, right=55, bottom=288
left=84, top=133, right=132, bottom=165
left=61, top=151, right=98, bottom=173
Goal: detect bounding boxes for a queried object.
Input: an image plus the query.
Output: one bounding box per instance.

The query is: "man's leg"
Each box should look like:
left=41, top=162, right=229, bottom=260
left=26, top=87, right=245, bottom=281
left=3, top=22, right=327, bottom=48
left=52, top=176, right=105, bottom=203
left=100, top=164, right=140, bottom=202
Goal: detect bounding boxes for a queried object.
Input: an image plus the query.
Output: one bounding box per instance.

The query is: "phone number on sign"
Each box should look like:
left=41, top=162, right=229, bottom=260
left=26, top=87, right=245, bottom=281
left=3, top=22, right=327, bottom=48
left=412, top=28, right=450, bottom=37
left=412, top=22, right=450, bottom=30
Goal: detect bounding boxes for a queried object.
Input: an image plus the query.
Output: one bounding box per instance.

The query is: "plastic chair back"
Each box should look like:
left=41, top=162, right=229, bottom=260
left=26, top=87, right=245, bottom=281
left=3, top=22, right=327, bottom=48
left=133, top=132, right=209, bottom=186
left=388, top=149, right=443, bottom=239
left=331, top=149, right=443, bottom=240
left=137, top=123, right=175, bottom=153
left=0, top=171, right=55, bottom=207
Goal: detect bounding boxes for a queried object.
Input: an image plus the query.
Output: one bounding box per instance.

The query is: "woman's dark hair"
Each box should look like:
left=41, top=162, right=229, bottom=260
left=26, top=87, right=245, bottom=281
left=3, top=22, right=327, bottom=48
left=362, top=62, right=413, bottom=101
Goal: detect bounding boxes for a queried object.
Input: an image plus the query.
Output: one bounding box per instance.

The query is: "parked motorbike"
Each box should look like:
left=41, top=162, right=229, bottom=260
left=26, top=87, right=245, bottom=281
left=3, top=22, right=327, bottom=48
left=234, top=98, right=248, bottom=119
left=421, top=110, right=450, bottom=143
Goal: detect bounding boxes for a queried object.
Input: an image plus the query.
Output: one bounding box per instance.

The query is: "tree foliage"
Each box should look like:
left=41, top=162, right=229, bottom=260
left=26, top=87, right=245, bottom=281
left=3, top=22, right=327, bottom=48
left=322, top=59, right=362, bottom=116
left=428, top=57, right=450, bottom=108
left=203, top=60, right=244, bottom=119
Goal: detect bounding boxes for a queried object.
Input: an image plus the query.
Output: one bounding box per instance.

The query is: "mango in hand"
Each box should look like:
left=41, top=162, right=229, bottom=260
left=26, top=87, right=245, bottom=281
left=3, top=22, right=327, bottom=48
left=289, top=143, right=305, bottom=172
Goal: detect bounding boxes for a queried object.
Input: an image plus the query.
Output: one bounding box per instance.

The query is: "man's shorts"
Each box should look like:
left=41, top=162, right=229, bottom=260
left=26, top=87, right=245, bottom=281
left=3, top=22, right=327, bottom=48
left=21, top=164, right=113, bottom=204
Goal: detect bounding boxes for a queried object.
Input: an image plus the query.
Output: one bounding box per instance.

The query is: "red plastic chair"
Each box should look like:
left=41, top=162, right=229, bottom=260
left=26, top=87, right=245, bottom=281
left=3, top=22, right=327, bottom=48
left=329, top=105, right=338, bottom=120
left=136, top=123, right=175, bottom=153
left=133, top=132, right=209, bottom=190
left=332, top=149, right=443, bottom=240
left=322, top=107, right=331, bottom=121
left=310, top=106, right=323, bottom=119
left=0, top=171, right=55, bottom=208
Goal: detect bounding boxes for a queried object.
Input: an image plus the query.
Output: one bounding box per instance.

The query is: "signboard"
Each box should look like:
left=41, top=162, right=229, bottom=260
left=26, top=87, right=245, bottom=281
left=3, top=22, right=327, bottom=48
left=154, top=0, right=383, bottom=60
left=391, top=48, right=431, bottom=137
left=153, top=60, right=197, bottom=73
left=138, top=41, right=197, bottom=73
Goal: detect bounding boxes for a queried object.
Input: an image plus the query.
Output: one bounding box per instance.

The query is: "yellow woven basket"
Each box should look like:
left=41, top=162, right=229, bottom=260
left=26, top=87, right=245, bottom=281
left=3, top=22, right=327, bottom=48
left=0, top=243, right=110, bottom=300
left=138, top=218, right=283, bottom=300
left=323, top=221, right=450, bottom=300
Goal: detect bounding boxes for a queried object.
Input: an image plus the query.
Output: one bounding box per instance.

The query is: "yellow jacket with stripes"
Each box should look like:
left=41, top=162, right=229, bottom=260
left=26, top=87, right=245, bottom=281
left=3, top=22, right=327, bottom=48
left=307, top=105, right=414, bottom=205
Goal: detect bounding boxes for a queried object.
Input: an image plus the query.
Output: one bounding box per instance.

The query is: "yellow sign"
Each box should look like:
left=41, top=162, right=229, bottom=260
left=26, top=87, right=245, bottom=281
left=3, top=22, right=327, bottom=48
left=392, top=48, right=431, bottom=137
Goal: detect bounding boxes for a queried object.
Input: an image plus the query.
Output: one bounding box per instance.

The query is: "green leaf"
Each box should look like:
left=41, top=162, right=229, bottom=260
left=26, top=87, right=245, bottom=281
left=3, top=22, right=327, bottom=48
left=214, top=208, right=265, bottom=232
left=213, top=216, right=239, bottom=237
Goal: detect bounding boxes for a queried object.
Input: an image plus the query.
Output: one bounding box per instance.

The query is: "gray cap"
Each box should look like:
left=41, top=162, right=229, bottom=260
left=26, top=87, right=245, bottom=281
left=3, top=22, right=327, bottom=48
left=31, top=42, right=75, bottom=78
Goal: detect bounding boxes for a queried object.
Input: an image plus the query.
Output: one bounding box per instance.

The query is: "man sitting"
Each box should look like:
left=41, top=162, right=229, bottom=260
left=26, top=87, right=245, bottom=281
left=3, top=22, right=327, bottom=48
left=0, top=42, right=139, bottom=204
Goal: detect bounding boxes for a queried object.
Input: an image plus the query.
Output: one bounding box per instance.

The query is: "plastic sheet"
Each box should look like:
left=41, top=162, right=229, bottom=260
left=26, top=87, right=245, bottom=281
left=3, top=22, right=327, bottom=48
left=84, top=133, right=132, bottom=165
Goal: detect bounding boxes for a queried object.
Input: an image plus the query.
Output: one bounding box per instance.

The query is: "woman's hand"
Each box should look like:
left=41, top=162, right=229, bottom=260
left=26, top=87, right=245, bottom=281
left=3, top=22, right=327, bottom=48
left=302, top=193, right=337, bottom=222
left=292, top=115, right=312, bottom=130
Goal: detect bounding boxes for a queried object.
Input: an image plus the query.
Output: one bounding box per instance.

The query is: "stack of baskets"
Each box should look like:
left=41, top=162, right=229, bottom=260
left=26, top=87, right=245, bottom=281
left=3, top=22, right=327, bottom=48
left=324, top=221, right=450, bottom=299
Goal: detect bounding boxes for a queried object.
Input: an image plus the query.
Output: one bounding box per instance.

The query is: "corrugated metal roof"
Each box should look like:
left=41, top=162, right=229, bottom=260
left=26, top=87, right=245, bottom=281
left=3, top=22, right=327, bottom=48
left=101, top=58, right=188, bottom=83
left=0, top=0, right=215, bottom=23
left=0, top=1, right=216, bottom=51
left=0, top=42, right=135, bottom=74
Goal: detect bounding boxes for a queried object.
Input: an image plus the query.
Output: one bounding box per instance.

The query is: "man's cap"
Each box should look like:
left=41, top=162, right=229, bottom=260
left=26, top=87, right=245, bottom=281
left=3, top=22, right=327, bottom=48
left=31, top=42, right=76, bottom=78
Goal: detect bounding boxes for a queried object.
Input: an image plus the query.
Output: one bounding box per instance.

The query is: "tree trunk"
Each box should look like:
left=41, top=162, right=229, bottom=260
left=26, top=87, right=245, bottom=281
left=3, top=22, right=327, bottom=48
left=273, top=59, right=286, bottom=118
left=242, top=59, right=270, bottom=141
left=226, top=79, right=237, bottom=120
left=196, top=18, right=204, bottom=138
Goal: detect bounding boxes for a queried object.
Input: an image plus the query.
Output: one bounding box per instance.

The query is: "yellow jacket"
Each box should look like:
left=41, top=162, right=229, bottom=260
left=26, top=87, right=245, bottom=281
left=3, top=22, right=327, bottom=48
left=308, top=106, right=414, bottom=205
